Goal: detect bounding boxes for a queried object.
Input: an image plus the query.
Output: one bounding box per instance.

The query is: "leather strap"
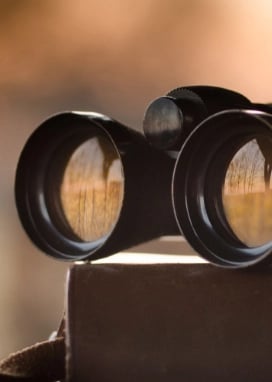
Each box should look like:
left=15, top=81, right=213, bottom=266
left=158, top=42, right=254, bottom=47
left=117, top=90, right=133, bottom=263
left=0, top=318, right=66, bottom=382
left=0, top=337, right=65, bottom=381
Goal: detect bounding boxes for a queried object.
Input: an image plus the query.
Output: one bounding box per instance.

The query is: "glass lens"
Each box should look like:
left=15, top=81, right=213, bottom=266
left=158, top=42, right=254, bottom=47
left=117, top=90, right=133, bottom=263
left=60, top=135, right=124, bottom=242
left=223, top=137, right=272, bottom=247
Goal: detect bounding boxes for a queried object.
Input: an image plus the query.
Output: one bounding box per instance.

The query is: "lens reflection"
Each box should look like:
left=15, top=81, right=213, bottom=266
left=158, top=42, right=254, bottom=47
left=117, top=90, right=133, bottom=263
left=60, top=136, right=124, bottom=242
left=223, top=137, right=272, bottom=247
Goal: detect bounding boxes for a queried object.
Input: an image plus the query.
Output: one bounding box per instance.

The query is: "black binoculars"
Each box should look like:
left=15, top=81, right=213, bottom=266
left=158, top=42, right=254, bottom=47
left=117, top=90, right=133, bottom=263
left=15, top=86, right=272, bottom=268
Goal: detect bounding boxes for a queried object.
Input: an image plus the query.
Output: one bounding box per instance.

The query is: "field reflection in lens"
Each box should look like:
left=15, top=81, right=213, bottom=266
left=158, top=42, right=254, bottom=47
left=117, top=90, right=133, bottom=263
left=223, top=137, right=272, bottom=247
left=60, top=136, right=124, bottom=242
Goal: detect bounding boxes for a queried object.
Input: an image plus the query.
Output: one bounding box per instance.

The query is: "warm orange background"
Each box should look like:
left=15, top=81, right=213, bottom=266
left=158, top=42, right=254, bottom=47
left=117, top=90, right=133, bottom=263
left=1, top=0, right=272, bottom=358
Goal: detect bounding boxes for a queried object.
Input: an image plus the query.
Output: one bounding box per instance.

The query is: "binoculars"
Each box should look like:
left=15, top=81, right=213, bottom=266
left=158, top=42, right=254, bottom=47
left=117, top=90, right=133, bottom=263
left=15, top=86, right=272, bottom=268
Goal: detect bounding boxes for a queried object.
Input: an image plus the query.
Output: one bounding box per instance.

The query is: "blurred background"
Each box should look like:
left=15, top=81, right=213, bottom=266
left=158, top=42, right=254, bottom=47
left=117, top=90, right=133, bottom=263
left=1, top=0, right=272, bottom=358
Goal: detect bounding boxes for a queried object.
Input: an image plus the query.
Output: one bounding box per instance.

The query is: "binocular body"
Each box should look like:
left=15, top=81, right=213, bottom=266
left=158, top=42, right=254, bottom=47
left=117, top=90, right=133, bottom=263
left=15, top=86, right=272, bottom=268
left=15, top=112, right=178, bottom=261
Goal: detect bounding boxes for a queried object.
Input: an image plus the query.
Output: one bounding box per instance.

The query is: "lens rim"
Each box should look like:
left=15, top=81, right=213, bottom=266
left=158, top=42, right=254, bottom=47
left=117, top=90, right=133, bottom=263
left=15, top=112, right=125, bottom=261
left=172, top=109, right=272, bottom=268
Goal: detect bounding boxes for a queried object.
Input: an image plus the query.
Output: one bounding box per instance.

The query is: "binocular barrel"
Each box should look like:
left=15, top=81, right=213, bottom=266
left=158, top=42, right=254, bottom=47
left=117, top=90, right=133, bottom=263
left=173, top=109, right=272, bottom=268
left=142, top=86, right=272, bottom=267
left=15, top=112, right=178, bottom=261
left=15, top=86, right=272, bottom=268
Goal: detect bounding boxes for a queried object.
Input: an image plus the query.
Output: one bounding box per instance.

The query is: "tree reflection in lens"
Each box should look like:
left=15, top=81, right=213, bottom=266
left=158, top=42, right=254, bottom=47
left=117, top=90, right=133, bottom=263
left=60, top=136, right=124, bottom=242
left=223, top=138, right=272, bottom=247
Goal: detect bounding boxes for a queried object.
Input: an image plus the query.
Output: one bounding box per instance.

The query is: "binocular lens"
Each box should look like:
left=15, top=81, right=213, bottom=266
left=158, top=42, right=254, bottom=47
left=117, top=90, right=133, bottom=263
left=173, top=110, right=272, bottom=267
left=15, top=113, right=128, bottom=260
left=59, top=136, right=124, bottom=243
left=16, top=88, right=272, bottom=267
left=223, top=137, right=272, bottom=248
left=16, top=111, right=177, bottom=261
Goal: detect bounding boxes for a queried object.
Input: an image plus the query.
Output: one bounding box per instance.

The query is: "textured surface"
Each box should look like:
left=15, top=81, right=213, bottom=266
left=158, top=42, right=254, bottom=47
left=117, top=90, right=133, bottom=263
left=67, top=263, right=272, bottom=382
left=0, top=337, right=65, bottom=381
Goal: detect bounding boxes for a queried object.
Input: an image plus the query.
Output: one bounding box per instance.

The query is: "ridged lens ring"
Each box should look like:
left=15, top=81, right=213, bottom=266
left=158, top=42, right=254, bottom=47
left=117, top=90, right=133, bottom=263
left=172, top=109, right=272, bottom=268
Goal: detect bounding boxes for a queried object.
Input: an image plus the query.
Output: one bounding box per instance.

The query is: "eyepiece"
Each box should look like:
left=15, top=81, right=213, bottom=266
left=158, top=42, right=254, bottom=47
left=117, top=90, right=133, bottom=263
left=172, top=109, right=272, bottom=268
left=15, top=112, right=178, bottom=261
